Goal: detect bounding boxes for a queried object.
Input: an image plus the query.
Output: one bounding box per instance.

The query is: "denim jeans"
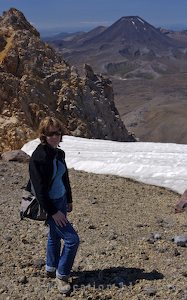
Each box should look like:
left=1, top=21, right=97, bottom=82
left=46, top=194, right=80, bottom=279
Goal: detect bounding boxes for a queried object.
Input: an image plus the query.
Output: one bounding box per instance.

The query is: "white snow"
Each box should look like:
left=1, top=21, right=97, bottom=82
left=131, top=20, right=138, bottom=30
left=21, top=136, right=187, bottom=195
left=138, top=18, right=145, bottom=24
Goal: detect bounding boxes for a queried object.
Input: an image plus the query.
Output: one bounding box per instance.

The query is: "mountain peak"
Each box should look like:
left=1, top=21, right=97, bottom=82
left=79, top=15, right=174, bottom=48
left=1, top=8, right=39, bottom=36
left=119, top=16, right=143, bottom=21
left=115, top=15, right=154, bottom=31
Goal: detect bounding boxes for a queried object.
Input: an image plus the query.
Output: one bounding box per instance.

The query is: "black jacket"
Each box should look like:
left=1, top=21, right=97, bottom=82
left=27, top=143, right=72, bottom=216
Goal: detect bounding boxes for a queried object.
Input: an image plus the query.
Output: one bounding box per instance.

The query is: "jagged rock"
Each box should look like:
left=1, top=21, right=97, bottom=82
left=84, top=63, right=98, bottom=81
left=0, top=8, right=135, bottom=153
left=1, top=8, right=39, bottom=36
left=0, top=35, right=6, bottom=51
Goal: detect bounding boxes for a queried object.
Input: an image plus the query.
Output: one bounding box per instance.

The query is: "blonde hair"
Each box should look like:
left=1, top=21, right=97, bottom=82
left=39, top=117, right=65, bottom=144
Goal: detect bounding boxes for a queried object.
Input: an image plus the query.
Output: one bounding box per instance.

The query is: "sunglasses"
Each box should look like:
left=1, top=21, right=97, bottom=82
left=46, top=131, right=62, bottom=137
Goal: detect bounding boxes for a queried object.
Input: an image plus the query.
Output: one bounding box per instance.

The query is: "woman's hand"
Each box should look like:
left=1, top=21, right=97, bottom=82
left=175, top=199, right=187, bottom=213
left=52, top=211, right=68, bottom=227
left=175, top=190, right=187, bottom=213
left=67, top=203, right=73, bottom=213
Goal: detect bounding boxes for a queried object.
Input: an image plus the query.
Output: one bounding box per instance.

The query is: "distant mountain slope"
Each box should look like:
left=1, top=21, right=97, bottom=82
left=57, top=16, right=187, bottom=77
left=79, top=16, right=176, bottom=47
left=45, top=26, right=107, bottom=49
left=43, top=31, right=85, bottom=42
left=160, top=28, right=187, bottom=43
left=46, top=16, right=187, bottom=144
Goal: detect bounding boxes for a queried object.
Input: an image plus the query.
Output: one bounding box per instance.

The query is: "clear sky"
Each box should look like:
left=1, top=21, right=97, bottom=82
left=0, top=0, right=187, bottom=33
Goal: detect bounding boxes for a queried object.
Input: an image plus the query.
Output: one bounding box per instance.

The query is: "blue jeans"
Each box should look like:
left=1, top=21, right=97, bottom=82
left=46, top=194, right=79, bottom=279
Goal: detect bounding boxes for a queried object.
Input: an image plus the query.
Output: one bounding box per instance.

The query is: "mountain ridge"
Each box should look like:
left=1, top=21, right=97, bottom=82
left=79, top=16, right=176, bottom=47
left=0, top=8, right=135, bottom=152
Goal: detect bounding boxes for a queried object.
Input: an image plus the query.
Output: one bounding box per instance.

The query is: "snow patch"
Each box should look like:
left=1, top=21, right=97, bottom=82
left=22, top=136, right=187, bottom=194
left=131, top=20, right=138, bottom=30
left=138, top=18, right=145, bottom=24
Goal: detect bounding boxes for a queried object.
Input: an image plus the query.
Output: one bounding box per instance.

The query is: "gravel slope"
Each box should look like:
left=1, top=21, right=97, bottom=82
left=0, top=161, right=186, bottom=300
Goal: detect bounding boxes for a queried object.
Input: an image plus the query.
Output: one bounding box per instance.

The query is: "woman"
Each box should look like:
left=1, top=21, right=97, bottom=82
left=28, top=116, right=79, bottom=294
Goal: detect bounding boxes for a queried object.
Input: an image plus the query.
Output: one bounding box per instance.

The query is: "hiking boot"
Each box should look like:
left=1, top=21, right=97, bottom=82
left=56, top=277, right=71, bottom=294
left=46, top=271, right=56, bottom=278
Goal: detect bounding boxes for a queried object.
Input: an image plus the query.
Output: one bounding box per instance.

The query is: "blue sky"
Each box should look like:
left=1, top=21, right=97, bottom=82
left=0, top=0, right=187, bottom=33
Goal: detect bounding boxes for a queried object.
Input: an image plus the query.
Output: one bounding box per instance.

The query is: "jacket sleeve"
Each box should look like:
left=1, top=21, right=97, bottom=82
left=62, top=160, right=73, bottom=203
left=29, top=157, right=58, bottom=216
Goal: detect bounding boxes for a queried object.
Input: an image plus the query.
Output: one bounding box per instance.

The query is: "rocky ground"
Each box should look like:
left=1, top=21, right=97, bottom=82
left=0, top=161, right=186, bottom=300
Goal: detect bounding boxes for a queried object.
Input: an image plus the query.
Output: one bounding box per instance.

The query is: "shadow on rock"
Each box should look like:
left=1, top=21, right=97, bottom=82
left=72, top=267, right=164, bottom=289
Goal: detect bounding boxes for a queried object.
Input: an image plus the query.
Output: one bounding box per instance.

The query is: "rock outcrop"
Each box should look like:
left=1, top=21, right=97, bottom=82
left=0, top=8, right=135, bottom=152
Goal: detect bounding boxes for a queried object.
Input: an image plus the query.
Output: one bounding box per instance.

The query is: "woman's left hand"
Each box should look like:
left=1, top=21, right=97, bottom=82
left=175, top=189, right=187, bottom=213
left=67, top=203, right=73, bottom=212
left=175, top=199, right=187, bottom=213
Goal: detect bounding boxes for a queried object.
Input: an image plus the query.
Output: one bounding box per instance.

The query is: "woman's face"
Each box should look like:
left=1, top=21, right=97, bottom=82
left=46, top=126, right=62, bottom=148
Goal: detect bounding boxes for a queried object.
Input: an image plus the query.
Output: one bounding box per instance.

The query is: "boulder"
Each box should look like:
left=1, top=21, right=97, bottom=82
left=1, top=150, right=30, bottom=162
